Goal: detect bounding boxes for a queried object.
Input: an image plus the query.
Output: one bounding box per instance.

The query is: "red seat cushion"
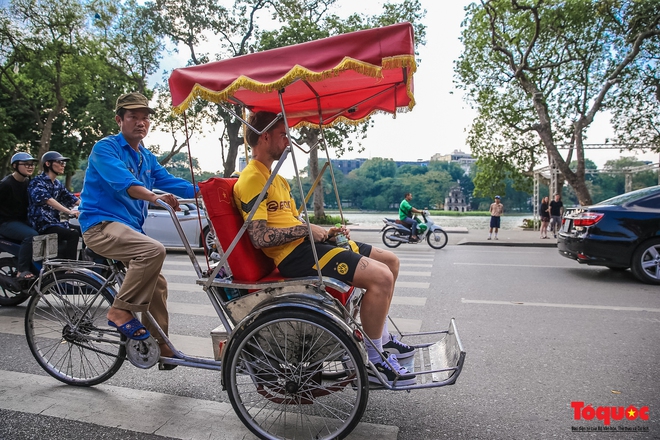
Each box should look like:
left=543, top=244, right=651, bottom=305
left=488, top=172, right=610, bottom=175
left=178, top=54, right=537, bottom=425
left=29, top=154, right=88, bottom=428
left=199, top=177, right=352, bottom=305
left=199, top=178, right=275, bottom=282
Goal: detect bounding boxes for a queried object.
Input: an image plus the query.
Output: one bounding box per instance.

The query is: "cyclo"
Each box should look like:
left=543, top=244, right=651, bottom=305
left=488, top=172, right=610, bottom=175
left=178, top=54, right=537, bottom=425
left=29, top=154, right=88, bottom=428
left=23, top=23, right=466, bottom=440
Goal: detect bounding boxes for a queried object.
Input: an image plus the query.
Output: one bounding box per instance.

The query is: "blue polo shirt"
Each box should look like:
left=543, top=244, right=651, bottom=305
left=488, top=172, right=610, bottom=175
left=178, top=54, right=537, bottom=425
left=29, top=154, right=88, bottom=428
left=79, top=133, right=196, bottom=234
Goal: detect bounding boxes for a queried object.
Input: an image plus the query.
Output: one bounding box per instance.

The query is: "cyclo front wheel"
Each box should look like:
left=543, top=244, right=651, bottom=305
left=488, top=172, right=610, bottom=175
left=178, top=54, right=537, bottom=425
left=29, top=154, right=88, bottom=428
left=224, top=308, right=368, bottom=440
left=25, top=271, right=125, bottom=386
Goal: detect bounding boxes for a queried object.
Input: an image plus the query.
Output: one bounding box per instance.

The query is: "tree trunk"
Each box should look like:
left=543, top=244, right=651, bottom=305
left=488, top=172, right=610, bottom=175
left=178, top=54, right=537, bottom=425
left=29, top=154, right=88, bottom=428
left=37, top=104, right=62, bottom=159
left=223, top=107, right=243, bottom=177
left=309, top=146, right=325, bottom=220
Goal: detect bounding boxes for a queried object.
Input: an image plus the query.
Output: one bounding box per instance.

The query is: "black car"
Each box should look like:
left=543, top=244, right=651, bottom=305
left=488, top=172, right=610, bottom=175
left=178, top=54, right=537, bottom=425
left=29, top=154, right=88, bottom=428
left=558, top=185, right=660, bottom=284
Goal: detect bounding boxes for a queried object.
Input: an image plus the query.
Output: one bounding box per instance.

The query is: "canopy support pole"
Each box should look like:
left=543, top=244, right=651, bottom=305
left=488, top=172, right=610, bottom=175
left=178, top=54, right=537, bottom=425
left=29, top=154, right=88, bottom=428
left=278, top=91, right=324, bottom=285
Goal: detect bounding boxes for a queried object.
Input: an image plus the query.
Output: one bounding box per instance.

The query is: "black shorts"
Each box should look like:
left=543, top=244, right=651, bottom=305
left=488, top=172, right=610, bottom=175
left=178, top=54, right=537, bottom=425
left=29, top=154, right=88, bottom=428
left=278, top=240, right=373, bottom=284
left=490, top=216, right=501, bottom=228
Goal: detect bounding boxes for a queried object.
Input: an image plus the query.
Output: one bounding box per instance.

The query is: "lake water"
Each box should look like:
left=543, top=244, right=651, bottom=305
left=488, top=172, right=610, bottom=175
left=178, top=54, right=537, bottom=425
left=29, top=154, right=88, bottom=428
left=326, top=211, right=531, bottom=230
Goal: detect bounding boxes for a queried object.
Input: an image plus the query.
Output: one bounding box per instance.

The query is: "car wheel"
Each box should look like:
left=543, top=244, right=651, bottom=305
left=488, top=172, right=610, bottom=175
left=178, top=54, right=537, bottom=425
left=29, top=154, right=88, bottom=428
left=201, top=226, right=215, bottom=251
left=631, top=238, right=660, bottom=285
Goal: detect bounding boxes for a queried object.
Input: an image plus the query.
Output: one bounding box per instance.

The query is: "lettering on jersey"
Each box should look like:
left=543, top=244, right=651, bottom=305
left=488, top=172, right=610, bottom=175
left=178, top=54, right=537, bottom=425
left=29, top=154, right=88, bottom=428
left=267, top=200, right=292, bottom=212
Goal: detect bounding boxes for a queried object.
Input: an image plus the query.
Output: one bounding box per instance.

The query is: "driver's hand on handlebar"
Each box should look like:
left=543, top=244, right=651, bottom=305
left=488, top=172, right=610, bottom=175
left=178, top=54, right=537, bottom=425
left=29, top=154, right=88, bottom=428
left=156, top=193, right=181, bottom=211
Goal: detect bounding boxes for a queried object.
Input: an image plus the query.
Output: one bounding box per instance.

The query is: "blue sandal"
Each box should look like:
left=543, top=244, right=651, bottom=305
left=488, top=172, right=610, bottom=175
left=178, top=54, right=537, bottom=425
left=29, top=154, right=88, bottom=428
left=108, top=317, right=150, bottom=340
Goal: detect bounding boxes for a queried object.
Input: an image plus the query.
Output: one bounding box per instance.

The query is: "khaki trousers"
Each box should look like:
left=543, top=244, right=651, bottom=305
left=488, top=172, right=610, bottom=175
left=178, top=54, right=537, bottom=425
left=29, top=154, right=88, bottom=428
left=83, top=221, right=169, bottom=340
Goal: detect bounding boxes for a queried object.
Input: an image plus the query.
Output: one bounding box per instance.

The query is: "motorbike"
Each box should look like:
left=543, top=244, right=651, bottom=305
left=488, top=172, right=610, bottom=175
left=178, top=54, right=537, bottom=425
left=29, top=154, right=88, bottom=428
left=381, top=209, right=448, bottom=249
left=0, top=233, right=57, bottom=306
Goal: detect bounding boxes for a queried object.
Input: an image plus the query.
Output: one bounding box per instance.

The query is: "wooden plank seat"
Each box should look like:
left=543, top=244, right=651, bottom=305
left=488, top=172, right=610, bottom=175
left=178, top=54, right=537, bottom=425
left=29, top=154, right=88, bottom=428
left=198, top=177, right=353, bottom=305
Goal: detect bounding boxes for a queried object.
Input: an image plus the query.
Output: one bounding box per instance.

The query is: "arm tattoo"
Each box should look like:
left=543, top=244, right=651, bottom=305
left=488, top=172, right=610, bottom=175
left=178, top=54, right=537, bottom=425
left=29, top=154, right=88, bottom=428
left=247, top=220, right=309, bottom=248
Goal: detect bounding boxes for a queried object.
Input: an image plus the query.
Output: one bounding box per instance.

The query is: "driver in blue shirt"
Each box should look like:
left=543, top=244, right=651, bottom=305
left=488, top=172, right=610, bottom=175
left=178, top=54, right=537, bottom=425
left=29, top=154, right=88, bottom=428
left=79, top=92, right=196, bottom=366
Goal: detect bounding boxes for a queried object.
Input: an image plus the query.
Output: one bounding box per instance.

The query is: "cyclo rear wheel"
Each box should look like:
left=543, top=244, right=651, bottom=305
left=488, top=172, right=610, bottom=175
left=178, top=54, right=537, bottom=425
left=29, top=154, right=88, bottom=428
left=224, top=308, right=368, bottom=440
left=24, top=271, right=125, bottom=386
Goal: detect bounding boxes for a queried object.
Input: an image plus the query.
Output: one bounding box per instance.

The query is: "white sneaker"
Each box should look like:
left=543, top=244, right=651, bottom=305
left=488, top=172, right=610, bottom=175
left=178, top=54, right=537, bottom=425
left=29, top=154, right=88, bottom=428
left=382, top=334, right=415, bottom=359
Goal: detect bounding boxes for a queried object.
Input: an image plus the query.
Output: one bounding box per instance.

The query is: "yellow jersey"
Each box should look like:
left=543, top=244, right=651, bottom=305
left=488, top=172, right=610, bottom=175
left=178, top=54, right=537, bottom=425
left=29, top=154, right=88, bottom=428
left=233, top=159, right=305, bottom=265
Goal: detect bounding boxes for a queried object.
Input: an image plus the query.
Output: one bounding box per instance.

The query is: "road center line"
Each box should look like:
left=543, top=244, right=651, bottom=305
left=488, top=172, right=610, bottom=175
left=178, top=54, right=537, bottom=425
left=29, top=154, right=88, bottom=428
left=462, top=298, right=660, bottom=313
left=454, top=262, right=570, bottom=268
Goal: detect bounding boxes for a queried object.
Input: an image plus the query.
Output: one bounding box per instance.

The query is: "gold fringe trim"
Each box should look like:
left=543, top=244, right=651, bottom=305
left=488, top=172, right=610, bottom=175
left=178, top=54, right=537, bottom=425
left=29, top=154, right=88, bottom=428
left=293, top=106, right=414, bottom=130
left=172, top=55, right=417, bottom=117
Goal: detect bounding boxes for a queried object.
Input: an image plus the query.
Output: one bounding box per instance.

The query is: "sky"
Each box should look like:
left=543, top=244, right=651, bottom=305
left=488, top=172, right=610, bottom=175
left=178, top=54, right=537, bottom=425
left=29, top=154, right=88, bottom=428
left=148, top=0, right=659, bottom=178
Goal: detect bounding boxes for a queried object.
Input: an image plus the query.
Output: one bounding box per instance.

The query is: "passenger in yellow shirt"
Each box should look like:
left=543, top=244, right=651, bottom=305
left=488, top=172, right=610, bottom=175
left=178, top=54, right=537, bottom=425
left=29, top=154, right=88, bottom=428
left=234, top=111, right=416, bottom=386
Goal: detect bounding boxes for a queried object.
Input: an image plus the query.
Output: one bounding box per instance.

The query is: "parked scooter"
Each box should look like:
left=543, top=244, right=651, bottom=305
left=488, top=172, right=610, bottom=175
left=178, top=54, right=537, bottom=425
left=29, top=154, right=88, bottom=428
left=381, top=209, right=448, bottom=249
left=0, top=233, right=57, bottom=306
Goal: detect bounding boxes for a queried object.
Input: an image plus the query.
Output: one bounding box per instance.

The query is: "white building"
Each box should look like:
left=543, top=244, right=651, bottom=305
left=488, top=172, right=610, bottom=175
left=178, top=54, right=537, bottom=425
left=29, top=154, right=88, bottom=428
left=431, top=150, right=477, bottom=175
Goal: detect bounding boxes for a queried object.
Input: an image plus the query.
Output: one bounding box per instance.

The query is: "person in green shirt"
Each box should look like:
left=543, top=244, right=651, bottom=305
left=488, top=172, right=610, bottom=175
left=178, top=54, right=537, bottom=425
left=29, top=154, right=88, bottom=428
left=399, top=192, right=423, bottom=241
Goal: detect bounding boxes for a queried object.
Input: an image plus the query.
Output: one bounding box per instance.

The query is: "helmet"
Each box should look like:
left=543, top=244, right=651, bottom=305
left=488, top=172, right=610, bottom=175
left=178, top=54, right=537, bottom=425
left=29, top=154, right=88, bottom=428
left=11, top=152, right=36, bottom=166
left=41, top=151, right=69, bottom=166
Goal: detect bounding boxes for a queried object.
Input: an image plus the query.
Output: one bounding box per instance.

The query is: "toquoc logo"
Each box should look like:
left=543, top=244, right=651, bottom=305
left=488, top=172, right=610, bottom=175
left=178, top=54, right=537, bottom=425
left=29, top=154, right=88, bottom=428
left=571, top=401, right=649, bottom=426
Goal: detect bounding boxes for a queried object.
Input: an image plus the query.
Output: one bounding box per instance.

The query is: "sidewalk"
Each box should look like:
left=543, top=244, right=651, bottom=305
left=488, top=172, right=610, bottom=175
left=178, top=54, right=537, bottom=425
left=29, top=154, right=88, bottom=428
left=349, top=225, right=557, bottom=248
left=456, top=228, right=558, bottom=248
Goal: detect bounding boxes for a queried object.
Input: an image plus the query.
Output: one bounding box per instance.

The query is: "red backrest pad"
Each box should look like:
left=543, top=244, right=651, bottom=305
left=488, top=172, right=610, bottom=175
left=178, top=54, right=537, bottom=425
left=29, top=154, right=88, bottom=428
left=198, top=178, right=276, bottom=282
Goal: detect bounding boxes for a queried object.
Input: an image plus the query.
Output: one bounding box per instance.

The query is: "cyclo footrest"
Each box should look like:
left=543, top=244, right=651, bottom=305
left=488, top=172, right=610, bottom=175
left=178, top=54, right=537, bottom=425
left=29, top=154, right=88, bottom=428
left=373, top=318, right=466, bottom=391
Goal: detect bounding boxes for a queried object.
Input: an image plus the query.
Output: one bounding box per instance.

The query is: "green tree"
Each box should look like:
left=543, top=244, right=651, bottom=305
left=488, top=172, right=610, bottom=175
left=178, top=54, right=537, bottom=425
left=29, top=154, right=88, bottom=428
left=0, top=0, right=162, bottom=183
left=455, top=0, right=660, bottom=206
left=354, top=157, right=397, bottom=181
left=0, top=0, right=90, bottom=160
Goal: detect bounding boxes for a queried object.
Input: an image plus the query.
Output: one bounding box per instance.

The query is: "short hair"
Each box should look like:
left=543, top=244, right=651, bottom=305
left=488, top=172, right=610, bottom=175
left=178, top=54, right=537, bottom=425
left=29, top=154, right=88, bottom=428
left=404, top=192, right=412, bottom=197
left=116, top=108, right=128, bottom=119
left=245, top=111, right=281, bottom=147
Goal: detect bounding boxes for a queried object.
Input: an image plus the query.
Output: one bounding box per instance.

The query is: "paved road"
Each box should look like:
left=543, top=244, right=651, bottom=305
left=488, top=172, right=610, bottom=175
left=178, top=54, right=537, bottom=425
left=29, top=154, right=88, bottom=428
left=0, top=230, right=658, bottom=439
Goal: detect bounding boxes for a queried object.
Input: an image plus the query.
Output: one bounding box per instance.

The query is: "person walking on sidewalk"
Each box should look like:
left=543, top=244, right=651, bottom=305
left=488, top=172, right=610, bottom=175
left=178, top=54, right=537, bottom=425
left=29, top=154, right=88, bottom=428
left=488, top=195, right=503, bottom=240
left=539, top=196, right=550, bottom=238
left=549, top=193, right=564, bottom=238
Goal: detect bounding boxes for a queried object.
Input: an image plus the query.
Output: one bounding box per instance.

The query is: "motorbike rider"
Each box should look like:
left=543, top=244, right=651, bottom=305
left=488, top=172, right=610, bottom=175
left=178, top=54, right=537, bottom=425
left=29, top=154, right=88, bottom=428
left=399, top=192, right=423, bottom=241
left=0, top=152, right=40, bottom=279
left=27, top=151, right=80, bottom=260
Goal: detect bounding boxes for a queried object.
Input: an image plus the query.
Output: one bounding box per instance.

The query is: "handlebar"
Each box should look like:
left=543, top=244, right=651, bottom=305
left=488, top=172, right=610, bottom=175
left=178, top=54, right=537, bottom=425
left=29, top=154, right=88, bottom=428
left=155, top=199, right=204, bottom=278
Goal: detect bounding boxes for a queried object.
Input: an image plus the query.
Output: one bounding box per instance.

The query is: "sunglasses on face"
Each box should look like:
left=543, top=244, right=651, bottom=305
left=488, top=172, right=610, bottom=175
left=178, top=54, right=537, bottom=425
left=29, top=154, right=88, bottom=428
left=18, top=162, right=36, bottom=167
left=53, top=160, right=67, bottom=165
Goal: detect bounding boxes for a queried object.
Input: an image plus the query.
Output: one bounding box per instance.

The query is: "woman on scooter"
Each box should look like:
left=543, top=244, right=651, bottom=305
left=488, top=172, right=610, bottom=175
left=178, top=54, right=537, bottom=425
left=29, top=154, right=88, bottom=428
left=0, top=152, right=39, bottom=280
left=27, top=151, right=80, bottom=260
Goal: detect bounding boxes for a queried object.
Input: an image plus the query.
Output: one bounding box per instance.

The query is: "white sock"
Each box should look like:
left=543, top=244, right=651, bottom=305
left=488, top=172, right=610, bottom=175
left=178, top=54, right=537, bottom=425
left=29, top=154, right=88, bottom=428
left=381, top=320, right=390, bottom=341
left=367, top=336, right=384, bottom=364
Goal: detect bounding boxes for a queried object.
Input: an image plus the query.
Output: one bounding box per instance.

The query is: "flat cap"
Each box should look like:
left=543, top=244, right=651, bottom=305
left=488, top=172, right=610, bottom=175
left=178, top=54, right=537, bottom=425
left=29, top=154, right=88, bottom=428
left=115, top=92, right=155, bottom=114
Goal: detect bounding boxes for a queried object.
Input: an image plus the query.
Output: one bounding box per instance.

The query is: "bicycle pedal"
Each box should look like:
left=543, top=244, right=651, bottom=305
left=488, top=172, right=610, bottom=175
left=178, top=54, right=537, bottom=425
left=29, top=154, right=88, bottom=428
left=125, top=335, right=160, bottom=369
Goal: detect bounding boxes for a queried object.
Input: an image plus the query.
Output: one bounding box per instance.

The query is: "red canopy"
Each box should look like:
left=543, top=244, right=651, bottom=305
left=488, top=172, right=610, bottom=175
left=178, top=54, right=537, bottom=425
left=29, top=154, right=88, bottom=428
left=168, top=22, right=416, bottom=128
